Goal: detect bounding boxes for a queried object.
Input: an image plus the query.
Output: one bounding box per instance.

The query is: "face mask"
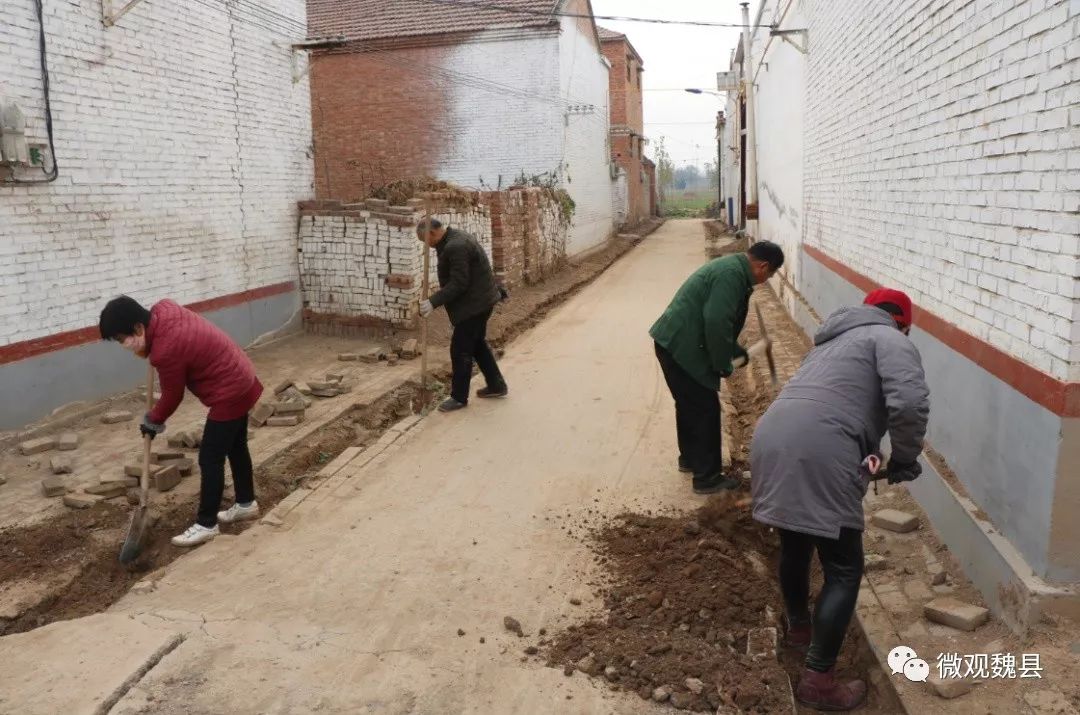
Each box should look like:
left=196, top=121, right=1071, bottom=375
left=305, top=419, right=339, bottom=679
left=121, top=334, right=146, bottom=356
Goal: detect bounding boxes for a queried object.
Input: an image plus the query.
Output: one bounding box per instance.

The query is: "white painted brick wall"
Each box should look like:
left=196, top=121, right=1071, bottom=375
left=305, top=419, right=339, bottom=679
left=802, top=0, right=1079, bottom=380
left=436, top=16, right=613, bottom=257
left=300, top=206, right=493, bottom=325
left=0, top=0, right=312, bottom=346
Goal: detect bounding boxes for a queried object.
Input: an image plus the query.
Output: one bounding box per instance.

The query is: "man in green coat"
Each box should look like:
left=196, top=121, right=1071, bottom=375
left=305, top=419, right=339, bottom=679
left=650, top=241, right=785, bottom=494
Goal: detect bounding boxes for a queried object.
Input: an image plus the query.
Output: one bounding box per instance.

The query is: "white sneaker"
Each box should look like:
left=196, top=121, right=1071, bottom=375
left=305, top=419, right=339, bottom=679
left=171, top=523, right=219, bottom=547
left=217, top=501, right=260, bottom=524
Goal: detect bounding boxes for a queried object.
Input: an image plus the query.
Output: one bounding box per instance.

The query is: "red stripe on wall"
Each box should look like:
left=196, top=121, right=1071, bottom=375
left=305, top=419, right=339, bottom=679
left=0, top=281, right=296, bottom=367
left=802, top=244, right=1078, bottom=418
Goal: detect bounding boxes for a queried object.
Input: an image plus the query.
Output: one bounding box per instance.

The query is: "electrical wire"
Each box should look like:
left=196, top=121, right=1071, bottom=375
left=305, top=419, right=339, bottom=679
left=4, top=0, right=58, bottom=184
left=411, top=0, right=770, bottom=28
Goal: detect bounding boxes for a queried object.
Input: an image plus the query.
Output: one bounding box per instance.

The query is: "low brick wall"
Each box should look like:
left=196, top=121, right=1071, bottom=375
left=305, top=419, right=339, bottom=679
left=298, top=188, right=569, bottom=332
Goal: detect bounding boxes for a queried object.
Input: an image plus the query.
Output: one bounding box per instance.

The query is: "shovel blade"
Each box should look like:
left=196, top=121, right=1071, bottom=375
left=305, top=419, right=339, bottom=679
left=119, top=505, right=150, bottom=564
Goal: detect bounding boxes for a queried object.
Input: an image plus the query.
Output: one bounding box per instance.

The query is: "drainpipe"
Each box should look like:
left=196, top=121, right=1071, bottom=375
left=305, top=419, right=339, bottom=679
left=740, top=2, right=758, bottom=220
left=716, top=111, right=724, bottom=219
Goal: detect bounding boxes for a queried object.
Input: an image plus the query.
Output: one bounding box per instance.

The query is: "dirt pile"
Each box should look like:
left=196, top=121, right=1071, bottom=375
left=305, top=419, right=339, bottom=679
left=544, top=502, right=793, bottom=713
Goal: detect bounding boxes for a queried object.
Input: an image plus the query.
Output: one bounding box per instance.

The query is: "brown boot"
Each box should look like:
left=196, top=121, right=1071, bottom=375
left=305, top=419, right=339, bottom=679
left=796, top=668, right=867, bottom=711
left=783, top=620, right=812, bottom=651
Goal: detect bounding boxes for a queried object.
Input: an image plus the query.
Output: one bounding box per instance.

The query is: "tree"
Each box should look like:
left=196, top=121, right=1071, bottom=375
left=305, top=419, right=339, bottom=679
left=652, top=137, right=675, bottom=204
left=674, top=165, right=703, bottom=190
left=704, top=160, right=719, bottom=188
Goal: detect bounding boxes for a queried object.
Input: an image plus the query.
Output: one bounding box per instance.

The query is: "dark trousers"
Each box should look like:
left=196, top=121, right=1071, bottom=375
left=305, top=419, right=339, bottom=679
left=197, top=414, right=255, bottom=528
left=654, top=343, right=723, bottom=480
left=450, top=308, right=505, bottom=403
left=779, top=527, right=864, bottom=672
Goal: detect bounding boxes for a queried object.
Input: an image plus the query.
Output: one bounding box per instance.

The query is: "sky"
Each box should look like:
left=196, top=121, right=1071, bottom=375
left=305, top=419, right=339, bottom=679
left=589, top=0, right=747, bottom=171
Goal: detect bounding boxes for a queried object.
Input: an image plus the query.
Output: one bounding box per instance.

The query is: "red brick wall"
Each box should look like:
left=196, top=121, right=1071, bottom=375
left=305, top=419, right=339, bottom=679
left=310, top=48, right=449, bottom=201
left=601, top=37, right=647, bottom=224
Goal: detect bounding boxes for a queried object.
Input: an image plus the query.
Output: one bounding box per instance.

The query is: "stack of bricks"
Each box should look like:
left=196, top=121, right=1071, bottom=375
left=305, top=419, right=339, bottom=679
left=298, top=195, right=494, bottom=330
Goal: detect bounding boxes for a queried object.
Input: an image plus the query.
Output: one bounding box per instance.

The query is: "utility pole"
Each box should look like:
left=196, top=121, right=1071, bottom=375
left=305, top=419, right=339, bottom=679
left=740, top=2, right=758, bottom=219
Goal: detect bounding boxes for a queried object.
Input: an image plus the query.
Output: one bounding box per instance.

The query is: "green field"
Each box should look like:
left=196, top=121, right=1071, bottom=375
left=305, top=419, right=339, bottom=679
left=661, top=190, right=713, bottom=218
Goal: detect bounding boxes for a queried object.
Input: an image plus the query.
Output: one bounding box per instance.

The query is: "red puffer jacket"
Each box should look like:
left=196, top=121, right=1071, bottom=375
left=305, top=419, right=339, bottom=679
left=146, top=300, right=263, bottom=424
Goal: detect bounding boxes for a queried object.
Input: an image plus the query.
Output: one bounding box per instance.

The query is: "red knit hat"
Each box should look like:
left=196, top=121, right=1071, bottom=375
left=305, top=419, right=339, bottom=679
left=864, top=288, right=913, bottom=328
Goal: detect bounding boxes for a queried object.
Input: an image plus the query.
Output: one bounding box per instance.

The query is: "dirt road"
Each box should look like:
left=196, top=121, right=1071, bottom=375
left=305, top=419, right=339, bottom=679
left=0, top=220, right=712, bottom=714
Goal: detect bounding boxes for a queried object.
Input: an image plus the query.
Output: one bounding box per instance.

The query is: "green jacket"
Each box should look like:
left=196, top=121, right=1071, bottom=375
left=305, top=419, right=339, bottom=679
left=649, top=253, right=753, bottom=390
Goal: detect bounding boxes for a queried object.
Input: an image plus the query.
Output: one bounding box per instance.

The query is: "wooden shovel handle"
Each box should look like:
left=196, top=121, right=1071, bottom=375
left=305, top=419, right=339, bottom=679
left=141, top=362, right=154, bottom=507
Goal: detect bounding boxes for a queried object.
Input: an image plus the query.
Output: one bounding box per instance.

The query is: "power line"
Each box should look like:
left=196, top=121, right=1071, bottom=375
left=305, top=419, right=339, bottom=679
left=412, top=0, right=768, bottom=28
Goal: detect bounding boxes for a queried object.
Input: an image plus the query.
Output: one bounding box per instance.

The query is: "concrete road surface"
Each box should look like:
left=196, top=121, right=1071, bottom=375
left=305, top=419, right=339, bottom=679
left=0, top=220, right=713, bottom=715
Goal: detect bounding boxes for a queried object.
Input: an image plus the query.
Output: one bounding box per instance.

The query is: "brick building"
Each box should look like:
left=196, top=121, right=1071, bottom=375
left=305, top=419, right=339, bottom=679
left=598, top=26, right=650, bottom=226
left=307, top=0, right=615, bottom=257
left=732, top=0, right=1080, bottom=622
left=0, top=0, right=313, bottom=429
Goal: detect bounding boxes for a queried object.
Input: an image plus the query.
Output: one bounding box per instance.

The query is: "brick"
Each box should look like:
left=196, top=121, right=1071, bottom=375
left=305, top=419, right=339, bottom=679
left=273, top=379, right=295, bottom=395
left=326, top=373, right=345, bottom=383
left=49, top=456, right=73, bottom=475
left=251, top=402, right=276, bottom=427
left=63, top=493, right=103, bottom=510
left=152, top=450, right=185, bottom=462
left=296, top=383, right=313, bottom=396
left=125, top=463, right=163, bottom=478
left=86, top=482, right=128, bottom=498
left=871, top=509, right=920, bottom=533
left=101, top=474, right=139, bottom=486
left=18, top=437, right=57, bottom=455
left=101, top=411, right=134, bottom=424
left=924, top=598, right=990, bottom=631
left=157, top=458, right=194, bottom=476
left=153, top=464, right=182, bottom=492
left=167, top=433, right=189, bottom=449
left=400, top=338, right=421, bottom=359
left=41, top=475, right=67, bottom=497
left=927, top=675, right=976, bottom=699
left=335, top=380, right=356, bottom=394
left=337, top=353, right=361, bottom=361
left=310, top=388, right=339, bottom=398
left=57, top=433, right=80, bottom=451
left=360, top=346, right=384, bottom=363
left=272, top=400, right=306, bottom=415
left=307, top=380, right=336, bottom=391
left=267, top=415, right=301, bottom=427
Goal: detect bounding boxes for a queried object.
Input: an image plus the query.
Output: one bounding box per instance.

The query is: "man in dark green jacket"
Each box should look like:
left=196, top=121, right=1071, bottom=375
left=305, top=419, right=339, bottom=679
left=418, top=219, right=507, bottom=413
left=650, top=241, right=785, bottom=494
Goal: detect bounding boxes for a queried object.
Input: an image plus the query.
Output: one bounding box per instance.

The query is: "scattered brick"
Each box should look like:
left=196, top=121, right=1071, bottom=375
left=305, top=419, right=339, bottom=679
left=86, top=482, right=128, bottom=498
left=273, top=379, right=295, bottom=395
left=157, top=458, right=194, bottom=476
left=335, top=380, right=356, bottom=394
left=49, top=456, right=73, bottom=475
left=57, top=433, right=80, bottom=451
left=387, top=355, right=399, bottom=366
left=101, top=474, right=139, bottom=487
left=360, top=347, right=384, bottom=363
left=871, top=509, right=920, bottom=533
left=307, top=380, right=336, bottom=391
left=309, top=388, right=339, bottom=398
left=125, top=463, right=163, bottom=478
left=18, top=437, right=57, bottom=455
left=864, top=553, right=888, bottom=571
left=400, top=338, right=420, bottom=359
left=251, top=402, right=276, bottom=427
left=927, top=675, right=977, bottom=699
left=272, top=401, right=305, bottom=415
left=167, top=433, right=188, bottom=448
left=338, top=352, right=360, bottom=361
left=267, top=415, right=301, bottom=427
left=746, top=627, right=778, bottom=661
left=41, top=475, right=67, bottom=497
left=924, top=598, right=990, bottom=631
left=182, top=429, right=201, bottom=448
left=154, top=464, right=182, bottom=492
left=296, top=383, right=313, bottom=395
left=152, top=450, right=185, bottom=462
left=63, top=493, right=103, bottom=509
left=326, top=373, right=345, bottom=383
left=101, top=410, right=134, bottom=424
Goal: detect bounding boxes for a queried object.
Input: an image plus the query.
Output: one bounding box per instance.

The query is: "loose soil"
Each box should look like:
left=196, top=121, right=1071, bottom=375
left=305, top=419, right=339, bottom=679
left=541, top=224, right=904, bottom=713
left=0, top=223, right=663, bottom=638
left=0, top=381, right=434, bottom=636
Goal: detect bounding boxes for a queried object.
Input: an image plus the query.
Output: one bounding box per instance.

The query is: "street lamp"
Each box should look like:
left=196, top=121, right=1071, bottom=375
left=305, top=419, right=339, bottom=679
left=684, top=88, right=723, bottom=97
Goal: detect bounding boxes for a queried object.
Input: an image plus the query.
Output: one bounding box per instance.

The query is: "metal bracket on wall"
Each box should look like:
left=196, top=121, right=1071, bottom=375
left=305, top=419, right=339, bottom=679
left=102, top=0, right=148, bottom=27
left=770, top=28, right=808, bottom=55
left=281, top=37, right=346, bottom=84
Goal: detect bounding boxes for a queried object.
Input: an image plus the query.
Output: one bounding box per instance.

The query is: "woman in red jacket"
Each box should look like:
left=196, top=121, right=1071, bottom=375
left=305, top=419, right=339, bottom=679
left=99, top=296, right=263, bottom=547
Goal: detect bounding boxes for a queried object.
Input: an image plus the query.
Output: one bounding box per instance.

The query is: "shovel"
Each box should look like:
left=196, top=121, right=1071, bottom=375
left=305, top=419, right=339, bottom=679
left=119, top=362, right=155, bottom=564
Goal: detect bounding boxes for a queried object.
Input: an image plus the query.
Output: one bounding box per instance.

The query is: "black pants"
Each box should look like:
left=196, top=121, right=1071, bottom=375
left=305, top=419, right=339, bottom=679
left=450, top=309, right=505, bottom=403
left=779, top=527, right=864, bottom=672
left=197, top=414, right=255, bottom=528
left=654, top=343, right=723, bottom=480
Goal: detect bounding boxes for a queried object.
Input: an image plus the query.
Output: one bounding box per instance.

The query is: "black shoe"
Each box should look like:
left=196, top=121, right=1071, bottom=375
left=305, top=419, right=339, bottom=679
left=438, top=398, right=467, bottom=412
left=678, top=457, right=693, bottom=474
left=692, top=473, right=741, bottom=494
left=476, top=384, right=508, bottom=399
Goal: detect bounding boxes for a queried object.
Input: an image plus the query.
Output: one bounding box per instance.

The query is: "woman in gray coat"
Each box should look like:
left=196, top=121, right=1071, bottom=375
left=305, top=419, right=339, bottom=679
left=750, top=288, right=930, bottom=711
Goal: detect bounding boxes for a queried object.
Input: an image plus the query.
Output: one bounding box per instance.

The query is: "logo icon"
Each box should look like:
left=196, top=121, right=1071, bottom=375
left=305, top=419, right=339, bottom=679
left=888, top=645, right=929, bottom=682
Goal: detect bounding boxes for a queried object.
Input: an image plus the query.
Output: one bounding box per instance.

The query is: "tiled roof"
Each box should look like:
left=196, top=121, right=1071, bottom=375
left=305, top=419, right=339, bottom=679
left=596, top=26, right=624, bottom=41
left=308, top=0, right=562, bottom=42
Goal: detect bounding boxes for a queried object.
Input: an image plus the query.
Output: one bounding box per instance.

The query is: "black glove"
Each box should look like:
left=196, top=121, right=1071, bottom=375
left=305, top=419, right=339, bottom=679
left=886, top=459, right=922, bottom=484
left=140, top=413, right=165, bottom=441
left=731, top=344, right=750, bottom=369
left=498, top=284, right=510, bottom=302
